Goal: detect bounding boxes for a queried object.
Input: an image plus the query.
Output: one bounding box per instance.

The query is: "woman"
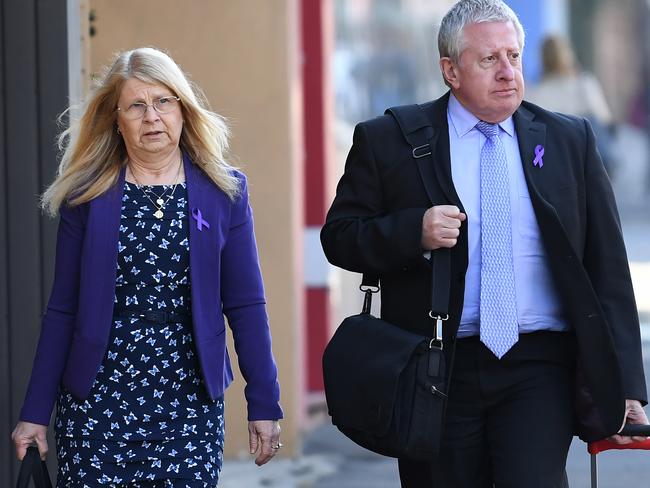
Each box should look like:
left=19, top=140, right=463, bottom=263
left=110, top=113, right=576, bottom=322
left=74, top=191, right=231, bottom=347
left=527, top=35, right=613, bottom=124
left=527, top=35, right=618, bottom=174
left=11, top=47, right=283, bottom=487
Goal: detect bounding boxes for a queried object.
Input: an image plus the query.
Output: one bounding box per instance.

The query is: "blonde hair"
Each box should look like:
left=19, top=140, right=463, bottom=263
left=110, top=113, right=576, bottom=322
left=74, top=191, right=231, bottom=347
left=541, top=35, right=576, bottom=77
left=42, top=46, right=240, bottom=216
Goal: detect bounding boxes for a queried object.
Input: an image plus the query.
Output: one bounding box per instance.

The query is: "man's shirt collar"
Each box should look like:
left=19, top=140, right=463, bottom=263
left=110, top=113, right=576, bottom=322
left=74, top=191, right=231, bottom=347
left=448, top=93, right=515, bottom=138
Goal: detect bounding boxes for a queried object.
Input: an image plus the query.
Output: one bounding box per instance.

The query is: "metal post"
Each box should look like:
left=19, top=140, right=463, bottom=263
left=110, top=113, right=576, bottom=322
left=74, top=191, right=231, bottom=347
left=590, top=453, right=598, bottom=488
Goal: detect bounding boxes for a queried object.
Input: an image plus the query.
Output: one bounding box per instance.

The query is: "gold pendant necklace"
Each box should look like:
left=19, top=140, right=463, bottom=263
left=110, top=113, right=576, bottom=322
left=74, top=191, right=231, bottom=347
left=129, top=157, right=182, bottom=219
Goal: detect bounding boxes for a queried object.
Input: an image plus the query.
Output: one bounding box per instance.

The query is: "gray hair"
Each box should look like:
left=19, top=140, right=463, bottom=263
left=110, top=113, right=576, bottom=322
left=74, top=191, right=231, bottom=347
left=438, top=0, right=525, bottom=63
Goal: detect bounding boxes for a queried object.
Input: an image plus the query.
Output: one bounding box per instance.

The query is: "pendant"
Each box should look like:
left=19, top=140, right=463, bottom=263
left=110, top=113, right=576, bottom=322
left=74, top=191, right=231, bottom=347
left=156, top=198, right=164, bottom=206
left=154, top=209, right=164, bottom=219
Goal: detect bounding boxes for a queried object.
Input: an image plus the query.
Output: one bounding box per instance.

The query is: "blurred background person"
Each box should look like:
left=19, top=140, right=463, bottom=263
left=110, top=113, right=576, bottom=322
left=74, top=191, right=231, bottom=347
left=527, top=34, right=620, bottom=175
left=11, top=46, right=283, bottom=487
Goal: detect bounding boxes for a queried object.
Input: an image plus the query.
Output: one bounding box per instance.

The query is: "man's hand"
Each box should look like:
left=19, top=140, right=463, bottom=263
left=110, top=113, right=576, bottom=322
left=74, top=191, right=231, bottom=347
left=11, top=421, right=48, bottom=461
left=421, top=205, right=466, bottom=250
left=248, top=419, right=281, bottom=466
left=607, top=399, right=649, bottom=445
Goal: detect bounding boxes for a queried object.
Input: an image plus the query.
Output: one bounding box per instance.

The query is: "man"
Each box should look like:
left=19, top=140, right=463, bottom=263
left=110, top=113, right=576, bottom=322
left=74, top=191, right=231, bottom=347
left=320, top=0, right=648, bottom=486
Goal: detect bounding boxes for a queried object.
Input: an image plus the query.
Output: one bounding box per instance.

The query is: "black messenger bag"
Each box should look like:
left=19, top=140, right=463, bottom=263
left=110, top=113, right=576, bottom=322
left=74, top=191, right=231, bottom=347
left=322, top=262, right=450, bottom=459
left=322, top=103, right=452, bottom=460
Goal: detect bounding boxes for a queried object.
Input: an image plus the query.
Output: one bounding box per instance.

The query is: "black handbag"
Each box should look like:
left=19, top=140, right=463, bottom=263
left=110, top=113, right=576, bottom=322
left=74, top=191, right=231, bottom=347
left=16, top=446, right=52, bottom=488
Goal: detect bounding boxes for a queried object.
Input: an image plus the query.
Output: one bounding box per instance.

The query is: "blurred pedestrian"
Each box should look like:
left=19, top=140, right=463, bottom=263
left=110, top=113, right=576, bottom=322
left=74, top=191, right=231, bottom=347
left=528, top=35, right=619, bottom=174
left=12, top=47, right=283, bottom=486
left=321, top=1, right=648, bottom=486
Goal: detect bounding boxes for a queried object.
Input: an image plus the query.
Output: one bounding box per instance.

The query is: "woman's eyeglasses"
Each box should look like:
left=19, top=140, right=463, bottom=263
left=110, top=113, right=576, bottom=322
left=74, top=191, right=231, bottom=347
left=117, top=96, right=181, bottom=120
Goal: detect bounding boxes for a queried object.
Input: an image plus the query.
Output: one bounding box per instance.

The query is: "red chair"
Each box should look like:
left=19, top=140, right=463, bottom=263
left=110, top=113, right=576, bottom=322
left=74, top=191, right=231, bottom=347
left=587, top=424, right=650, bottom=488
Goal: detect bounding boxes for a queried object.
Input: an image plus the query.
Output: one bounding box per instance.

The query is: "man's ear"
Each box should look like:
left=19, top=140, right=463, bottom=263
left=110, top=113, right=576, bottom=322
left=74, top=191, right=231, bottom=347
left=439, top=57, right=460, bottom=89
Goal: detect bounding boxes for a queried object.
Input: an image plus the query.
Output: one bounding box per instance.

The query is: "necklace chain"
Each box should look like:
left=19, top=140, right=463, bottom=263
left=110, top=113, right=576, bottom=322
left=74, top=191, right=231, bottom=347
left=129, top=157, right=182, bottom=219
left=145, top=181, right=173, bottom=204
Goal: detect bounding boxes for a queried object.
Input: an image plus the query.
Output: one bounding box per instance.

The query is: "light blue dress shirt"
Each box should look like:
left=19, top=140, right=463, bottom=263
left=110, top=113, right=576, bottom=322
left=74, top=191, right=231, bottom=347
left=446, top=94, right=569, bottom=337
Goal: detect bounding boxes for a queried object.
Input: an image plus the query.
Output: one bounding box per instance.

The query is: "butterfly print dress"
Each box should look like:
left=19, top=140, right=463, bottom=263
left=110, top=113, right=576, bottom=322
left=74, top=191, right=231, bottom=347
left=55, top=182, right=224, bottom=487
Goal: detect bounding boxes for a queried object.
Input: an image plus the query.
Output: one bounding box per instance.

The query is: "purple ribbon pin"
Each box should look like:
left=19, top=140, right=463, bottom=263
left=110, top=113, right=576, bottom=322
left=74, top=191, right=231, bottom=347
left=533, top=145, right=545, bottom=168
left=192, top=208, right=210, bottom=231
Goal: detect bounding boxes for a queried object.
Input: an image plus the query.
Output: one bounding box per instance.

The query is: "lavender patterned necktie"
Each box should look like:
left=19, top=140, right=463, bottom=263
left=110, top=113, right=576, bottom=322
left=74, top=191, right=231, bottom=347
left=476, top=121, right=518, bottom=358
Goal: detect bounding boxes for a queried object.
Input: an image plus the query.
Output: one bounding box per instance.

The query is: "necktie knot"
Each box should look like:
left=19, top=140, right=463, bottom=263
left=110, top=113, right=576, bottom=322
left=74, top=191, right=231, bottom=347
left=476, top=121, right=500, bottom=139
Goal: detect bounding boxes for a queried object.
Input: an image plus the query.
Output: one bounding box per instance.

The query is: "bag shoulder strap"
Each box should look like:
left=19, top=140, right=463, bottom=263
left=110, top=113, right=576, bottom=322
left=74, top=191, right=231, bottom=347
left=361, top=104, right=450, bottom=336
left=386, top=104, right=435, bottom=158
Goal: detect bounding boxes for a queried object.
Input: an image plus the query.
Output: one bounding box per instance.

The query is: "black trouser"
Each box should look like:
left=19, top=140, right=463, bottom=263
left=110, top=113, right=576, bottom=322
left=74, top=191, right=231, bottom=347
left=399, top=332, right=575, bottom=488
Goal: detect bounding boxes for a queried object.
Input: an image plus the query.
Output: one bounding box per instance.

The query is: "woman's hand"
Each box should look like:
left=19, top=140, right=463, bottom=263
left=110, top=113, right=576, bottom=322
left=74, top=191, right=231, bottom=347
left=248, top=419, right=281, bottom=466
left=11, top=421, right=48, bottom=461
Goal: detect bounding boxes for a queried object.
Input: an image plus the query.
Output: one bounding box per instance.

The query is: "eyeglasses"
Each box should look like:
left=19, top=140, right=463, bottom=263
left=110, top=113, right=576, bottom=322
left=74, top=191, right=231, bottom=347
left=117, top=96, right=181, bottom=120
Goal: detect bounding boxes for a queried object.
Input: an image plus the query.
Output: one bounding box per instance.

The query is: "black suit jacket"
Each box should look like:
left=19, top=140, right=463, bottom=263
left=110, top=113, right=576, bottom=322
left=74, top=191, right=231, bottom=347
left=321, top=92, right=647, bottom=440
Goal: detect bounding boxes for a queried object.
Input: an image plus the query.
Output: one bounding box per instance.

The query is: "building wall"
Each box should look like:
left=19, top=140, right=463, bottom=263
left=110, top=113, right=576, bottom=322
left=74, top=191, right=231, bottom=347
left=87, top=0, right=304, bottom=457
left=0, top=0, right=70, bottom=481
left=592, top=0, right=643, bottom=122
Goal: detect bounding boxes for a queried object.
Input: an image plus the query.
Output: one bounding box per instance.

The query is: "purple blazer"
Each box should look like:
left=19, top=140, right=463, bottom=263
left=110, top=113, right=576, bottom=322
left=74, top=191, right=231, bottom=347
left=20, top=155, right=283, bottom=425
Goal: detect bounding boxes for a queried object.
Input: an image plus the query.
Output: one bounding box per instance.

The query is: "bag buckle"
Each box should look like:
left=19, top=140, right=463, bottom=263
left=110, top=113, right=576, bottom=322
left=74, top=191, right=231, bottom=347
left=412, top=144, right=432, bottom=158
left=429, top=312, right=448, bottom=348
left=430, top=385, right=448, bottom=398
left=359, top=284, right=380, bottom=314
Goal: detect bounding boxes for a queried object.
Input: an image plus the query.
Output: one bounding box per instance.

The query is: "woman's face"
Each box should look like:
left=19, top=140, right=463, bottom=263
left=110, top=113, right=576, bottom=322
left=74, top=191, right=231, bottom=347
left=116, top=78, right=184, bottom=160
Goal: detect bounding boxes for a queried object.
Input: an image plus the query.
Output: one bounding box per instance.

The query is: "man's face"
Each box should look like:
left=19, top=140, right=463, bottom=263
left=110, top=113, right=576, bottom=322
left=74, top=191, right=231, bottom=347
left=440, top=21, right=524, bottom=123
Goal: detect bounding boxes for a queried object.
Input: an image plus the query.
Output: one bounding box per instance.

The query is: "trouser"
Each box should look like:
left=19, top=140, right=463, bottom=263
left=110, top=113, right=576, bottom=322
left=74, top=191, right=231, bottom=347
left=399, top=331, right=575, bottom=488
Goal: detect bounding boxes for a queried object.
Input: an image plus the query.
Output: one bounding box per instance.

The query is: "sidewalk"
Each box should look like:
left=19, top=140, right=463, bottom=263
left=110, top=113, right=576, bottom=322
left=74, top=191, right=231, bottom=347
left=218, top=420, right=398, bottom=488
left=220, top=389, right=650, bottom=487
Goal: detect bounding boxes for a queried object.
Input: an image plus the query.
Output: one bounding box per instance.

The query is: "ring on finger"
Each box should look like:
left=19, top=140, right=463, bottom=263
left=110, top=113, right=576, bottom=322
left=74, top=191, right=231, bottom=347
left=271, top=442, right=283, bottom=450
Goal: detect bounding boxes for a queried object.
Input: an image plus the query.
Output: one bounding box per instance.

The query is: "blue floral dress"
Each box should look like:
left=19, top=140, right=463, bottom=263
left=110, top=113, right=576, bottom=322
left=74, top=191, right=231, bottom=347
left=55, top=182, right=224, bottom=488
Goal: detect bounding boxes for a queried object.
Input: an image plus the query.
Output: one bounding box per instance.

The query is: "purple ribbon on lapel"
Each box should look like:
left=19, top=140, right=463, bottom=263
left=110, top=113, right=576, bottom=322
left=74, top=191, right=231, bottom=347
left=533, top=145, right=545, bottom=168
left=192, top=208, right=210, bottom=231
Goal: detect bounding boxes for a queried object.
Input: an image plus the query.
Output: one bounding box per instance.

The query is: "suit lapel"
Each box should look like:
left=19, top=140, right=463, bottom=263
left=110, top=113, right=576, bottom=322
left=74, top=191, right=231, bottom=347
left=513, top=105, right=583, bottom=247
left=92, top=168, right=124, bottom=285
left=184, top=155, right=219, bottom=337
left=87, top=166, right=125, bottom=343
left=513, top=106, right=554, bottom=209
